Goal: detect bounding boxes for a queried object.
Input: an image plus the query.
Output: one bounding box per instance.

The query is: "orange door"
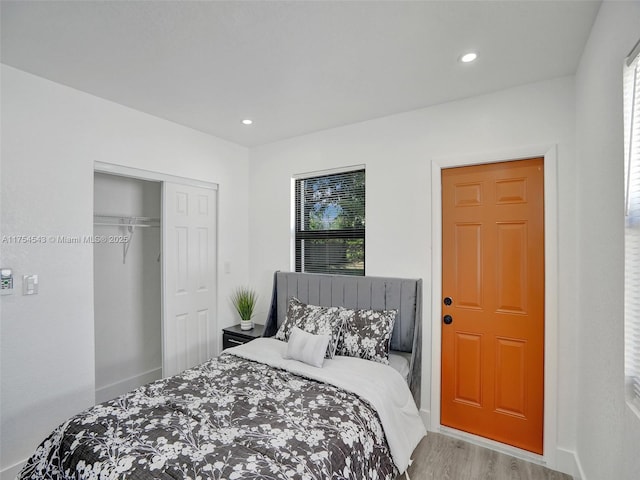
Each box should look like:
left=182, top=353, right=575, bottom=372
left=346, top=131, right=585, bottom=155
left=441, top=158, right=544, bottom=454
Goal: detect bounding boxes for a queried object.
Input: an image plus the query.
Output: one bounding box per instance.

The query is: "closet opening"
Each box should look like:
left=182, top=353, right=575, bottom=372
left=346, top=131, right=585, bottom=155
left=93, top=172, right=162, bottom=403
left=93, top=163, right=219, bottom=404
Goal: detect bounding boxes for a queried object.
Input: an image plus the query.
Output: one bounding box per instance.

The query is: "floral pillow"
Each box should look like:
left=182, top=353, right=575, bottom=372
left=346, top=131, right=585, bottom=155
left=275, top=297, right=346, bottom=358
left=336, top=307, right=398, bottom=365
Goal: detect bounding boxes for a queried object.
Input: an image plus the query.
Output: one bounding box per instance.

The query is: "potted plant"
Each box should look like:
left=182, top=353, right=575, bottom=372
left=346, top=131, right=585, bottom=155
left=231, top=286, right=258, bottom=330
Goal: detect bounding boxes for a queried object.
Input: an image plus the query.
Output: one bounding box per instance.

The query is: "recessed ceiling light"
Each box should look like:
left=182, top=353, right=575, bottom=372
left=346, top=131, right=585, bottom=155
left=460, top=52, right=478, bottom=63
left=241, top=119, right=253, bottom=125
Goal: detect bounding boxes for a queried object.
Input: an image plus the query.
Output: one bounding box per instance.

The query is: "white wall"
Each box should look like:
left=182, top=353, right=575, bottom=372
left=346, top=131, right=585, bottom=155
left=0, top=65, right=250, bottom=478
left=249, top=76, right=578, bottom=471
left=93, top=173, right=162, bottom=403
left=7, top=5, right=639, bottom=475
left=574, top=2, right=640, bottom=480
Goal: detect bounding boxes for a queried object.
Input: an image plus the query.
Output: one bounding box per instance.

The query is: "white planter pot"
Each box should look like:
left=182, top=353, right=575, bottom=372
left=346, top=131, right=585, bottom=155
left=240, top=319, right=253, bottom=331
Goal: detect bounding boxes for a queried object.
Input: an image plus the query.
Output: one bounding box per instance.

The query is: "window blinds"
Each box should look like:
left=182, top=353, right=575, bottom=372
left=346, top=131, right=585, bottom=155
left=624, top=47, right=640, bottom=412
left=294, top=169, right=365, bottom=276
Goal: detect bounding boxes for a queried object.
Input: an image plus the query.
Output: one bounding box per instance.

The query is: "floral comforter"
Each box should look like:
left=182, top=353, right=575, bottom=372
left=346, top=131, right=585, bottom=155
left=18, top=352, right=397, bottom=480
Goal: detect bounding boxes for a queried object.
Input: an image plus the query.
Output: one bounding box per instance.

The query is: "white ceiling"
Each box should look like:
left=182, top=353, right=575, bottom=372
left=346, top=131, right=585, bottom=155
left=1, top=1, right=601, bottom=147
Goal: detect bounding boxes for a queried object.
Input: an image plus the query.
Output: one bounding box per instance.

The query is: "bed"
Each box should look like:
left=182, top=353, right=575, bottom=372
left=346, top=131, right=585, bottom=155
left=19, top=272, right=426, bottom=480
left=263, top=272, right=423, bottom=408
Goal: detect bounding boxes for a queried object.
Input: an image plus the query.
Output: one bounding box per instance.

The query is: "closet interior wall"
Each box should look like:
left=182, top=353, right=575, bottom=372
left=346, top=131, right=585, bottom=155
left=93, top=172, right=162, bottom=403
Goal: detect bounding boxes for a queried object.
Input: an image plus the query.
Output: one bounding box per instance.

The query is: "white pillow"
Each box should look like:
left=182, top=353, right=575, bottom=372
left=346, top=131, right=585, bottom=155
left=284, top=326, right=330, bottom=368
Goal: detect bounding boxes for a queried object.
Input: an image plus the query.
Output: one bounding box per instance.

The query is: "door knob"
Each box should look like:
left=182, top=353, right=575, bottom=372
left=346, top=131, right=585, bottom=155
left=443, top=315, right=453, bottom=325
left=444, top=297, right=453, bottom=306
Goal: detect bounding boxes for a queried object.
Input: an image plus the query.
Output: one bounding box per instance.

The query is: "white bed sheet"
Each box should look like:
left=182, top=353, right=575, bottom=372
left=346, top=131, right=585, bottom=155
left=388, top=351, right=411, bottom=382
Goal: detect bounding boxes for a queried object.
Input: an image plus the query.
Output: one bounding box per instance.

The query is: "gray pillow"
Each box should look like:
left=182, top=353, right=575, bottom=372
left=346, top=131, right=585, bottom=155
left=284, top=326, right=330, bottom=368
left=275, top=297, right=346, bottom=358
left=336, top=307, right=397, bottom=365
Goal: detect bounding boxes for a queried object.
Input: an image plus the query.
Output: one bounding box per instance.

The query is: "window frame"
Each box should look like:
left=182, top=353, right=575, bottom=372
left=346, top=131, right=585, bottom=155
left=293, top=166, right=366, bottom=276
left=624, top=39, right=640, bottom=416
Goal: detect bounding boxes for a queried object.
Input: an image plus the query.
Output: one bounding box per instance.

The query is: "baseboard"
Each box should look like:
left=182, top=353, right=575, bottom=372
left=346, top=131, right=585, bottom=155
left=555, top=447, right=590, bottom=480
left=573, top=451, right=587, bottom=480
left=438, top=426, right=546, bottom=466
left=419, top=408, right=430, bottom=430
left=95, top=367, right=162, bottom=403
left=1, top=460, right=25, bottom=480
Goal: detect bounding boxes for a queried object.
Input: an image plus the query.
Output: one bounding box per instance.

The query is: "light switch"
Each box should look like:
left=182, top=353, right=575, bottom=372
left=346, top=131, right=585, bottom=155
left=23, top=274, right=38, bottom=295
left=224, top=261, right=231, bottom=274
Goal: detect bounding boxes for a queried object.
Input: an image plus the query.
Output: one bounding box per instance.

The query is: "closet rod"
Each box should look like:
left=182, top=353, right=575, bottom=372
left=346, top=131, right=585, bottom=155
left=93, top=214, right=160, bottom=229
left=93, top=213, right=160, bottom=221
left=94, top=223, right=159, bottom=228
left=92, top=214, right=160, bottom=264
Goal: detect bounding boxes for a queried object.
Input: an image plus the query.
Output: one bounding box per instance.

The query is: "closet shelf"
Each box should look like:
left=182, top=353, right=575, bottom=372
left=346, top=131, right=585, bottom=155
left=94, top=222, right=159, bottom=228
left=93, top=214, right=160, bottom=228
left=93, top=213, right=161, bottom=264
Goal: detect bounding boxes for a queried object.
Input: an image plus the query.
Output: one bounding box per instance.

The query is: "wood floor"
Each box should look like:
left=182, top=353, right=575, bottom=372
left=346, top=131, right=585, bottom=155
left=397, top=433, right=573, bottom=480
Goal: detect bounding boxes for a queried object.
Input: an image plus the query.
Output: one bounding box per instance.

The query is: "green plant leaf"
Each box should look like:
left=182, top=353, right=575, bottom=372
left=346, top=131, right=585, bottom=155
left=230, top=287, right=258, bottom=321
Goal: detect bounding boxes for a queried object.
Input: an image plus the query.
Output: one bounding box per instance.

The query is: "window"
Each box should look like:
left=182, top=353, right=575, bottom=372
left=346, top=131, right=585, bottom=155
left=624, top=42, right=640, bottom=413
left=294, top=168, right=365, bottom=276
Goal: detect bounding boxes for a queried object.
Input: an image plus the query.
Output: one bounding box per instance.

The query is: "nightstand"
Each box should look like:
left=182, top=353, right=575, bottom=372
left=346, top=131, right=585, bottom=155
left=222, top=323, right=265, bottom=350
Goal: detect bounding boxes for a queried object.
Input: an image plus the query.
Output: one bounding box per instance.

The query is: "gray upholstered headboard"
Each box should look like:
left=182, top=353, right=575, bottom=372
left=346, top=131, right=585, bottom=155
left=262, top=271, right=422, bottom=407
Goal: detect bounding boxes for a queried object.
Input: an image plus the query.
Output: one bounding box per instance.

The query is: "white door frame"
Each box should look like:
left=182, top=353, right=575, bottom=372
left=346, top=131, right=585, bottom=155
left=94, top=161, right=218, bottom=190
left=93, top=161, right=219, bottom=378
left=429, top=145, right=559, bottom=468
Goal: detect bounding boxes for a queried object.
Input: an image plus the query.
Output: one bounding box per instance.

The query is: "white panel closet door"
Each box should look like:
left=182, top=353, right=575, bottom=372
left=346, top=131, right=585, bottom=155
left=162, top=182, right=217, bottom=377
